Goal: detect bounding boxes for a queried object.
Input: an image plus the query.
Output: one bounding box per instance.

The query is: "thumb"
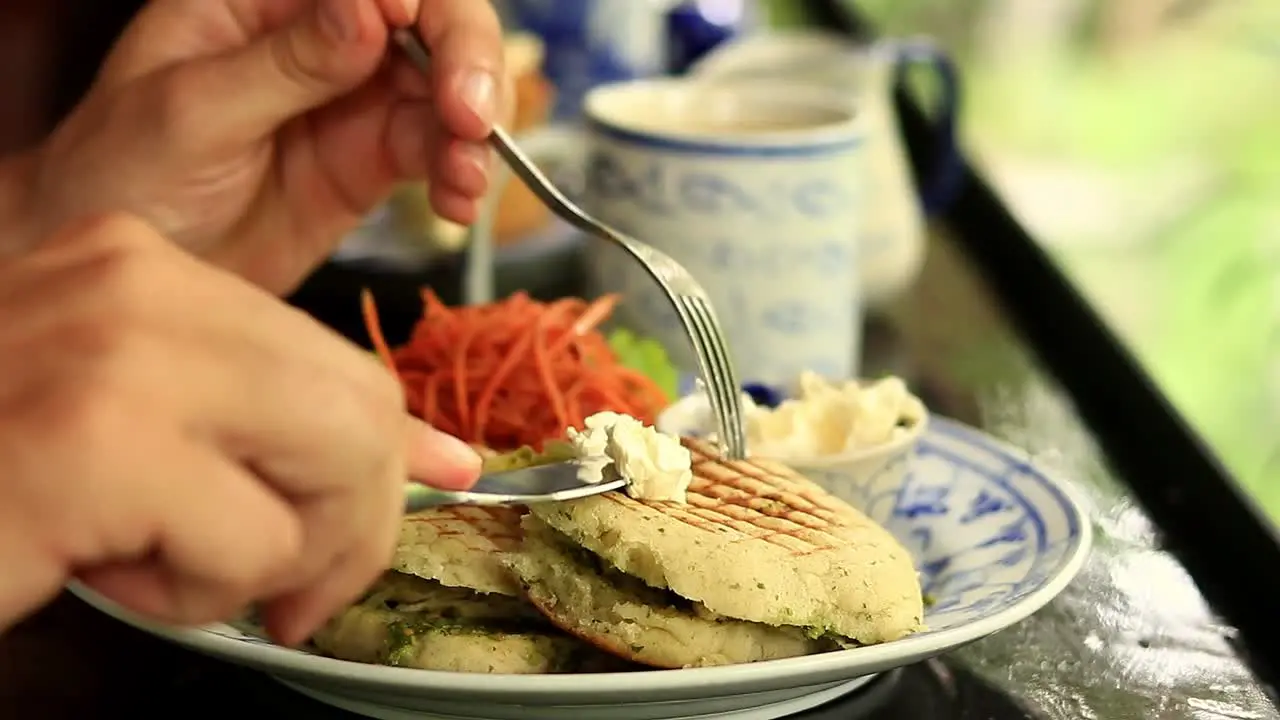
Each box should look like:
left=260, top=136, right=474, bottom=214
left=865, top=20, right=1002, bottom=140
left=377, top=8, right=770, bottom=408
left=180, top=0, right=389, bottom=146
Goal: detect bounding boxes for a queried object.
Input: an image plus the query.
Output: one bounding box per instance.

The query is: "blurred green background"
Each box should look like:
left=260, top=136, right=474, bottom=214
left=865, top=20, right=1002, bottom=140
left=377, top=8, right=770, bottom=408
left=770, top=0, right=1280, bottom=514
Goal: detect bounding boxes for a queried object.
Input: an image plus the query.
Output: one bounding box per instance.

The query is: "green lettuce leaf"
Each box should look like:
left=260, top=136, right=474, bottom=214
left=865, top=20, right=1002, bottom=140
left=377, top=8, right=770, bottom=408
left=607, top=328, right=680, bottom=403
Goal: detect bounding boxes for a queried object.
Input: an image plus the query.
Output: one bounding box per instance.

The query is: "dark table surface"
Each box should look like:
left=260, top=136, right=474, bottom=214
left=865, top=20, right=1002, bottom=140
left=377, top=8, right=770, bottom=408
left=2, top=226, right=1275, bottom=719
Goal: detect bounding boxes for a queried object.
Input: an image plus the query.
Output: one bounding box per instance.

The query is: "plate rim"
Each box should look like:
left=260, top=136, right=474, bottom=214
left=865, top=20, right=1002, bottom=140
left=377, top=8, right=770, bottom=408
left=68, top=417, right=1092, bottom=696
left=276, top=673, right=878, bottom=719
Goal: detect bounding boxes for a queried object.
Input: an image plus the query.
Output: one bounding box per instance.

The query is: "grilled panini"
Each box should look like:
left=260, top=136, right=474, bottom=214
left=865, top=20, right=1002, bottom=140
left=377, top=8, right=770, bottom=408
left=507, top=438, right=924, bottom=668
left=392, top=505, right=526, bottom=596
left=314, top=505, right=616, bottom=673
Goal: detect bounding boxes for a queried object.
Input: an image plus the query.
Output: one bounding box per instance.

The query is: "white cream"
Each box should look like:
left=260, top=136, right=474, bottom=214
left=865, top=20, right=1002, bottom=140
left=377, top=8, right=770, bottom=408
left=746, top=372, right=926, bottom=458
left=566, top=411, right=694, bottom=504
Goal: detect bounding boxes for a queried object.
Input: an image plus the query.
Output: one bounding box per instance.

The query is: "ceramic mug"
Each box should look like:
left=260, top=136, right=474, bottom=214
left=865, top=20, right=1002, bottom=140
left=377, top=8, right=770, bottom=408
left=690, top=31, right=962, bottom=307
left=574, top=78, right=867, bottom=386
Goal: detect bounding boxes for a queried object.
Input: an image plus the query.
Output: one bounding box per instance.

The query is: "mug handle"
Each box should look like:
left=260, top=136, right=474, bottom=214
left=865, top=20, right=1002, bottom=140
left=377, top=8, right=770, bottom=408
left=462, top=125, right=587, bottom=305
left=878, top=38, right=964, bottom=217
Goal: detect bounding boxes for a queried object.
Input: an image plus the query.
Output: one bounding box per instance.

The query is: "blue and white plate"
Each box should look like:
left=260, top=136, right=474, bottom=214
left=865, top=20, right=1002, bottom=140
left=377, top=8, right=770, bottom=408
left=70, top=418, right=1090, bottom=720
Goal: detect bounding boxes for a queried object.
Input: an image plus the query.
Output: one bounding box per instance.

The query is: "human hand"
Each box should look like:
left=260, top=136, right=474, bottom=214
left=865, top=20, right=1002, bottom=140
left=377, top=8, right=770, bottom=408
left=29, top=0, right=508, bottom=295
left=0, top=213, right=481, bottom=644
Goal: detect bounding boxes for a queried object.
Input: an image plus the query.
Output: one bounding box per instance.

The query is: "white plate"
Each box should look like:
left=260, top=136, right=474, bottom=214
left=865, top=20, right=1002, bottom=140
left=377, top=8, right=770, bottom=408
left=70, top=418, right=1090, bottom=720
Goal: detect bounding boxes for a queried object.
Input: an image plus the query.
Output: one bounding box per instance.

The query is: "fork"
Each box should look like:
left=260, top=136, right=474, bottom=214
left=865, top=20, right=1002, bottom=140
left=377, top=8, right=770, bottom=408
left=404, top=461, right=628, bottom=511
left=393, top=29, right=747, bottom=460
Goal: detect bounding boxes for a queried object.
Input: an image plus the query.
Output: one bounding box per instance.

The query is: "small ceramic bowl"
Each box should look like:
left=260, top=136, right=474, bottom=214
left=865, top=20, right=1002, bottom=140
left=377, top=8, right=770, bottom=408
left=656, top=384, right=929, bottom=512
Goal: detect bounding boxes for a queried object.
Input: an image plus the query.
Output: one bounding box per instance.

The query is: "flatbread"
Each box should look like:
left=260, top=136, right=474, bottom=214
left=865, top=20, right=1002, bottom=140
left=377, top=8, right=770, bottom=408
left=312, top=572, right=598, bottom=673
left=509, top=516, right=832, bottom=668
left=393, top=506, right=524, bottom=595
left=525, top=438, right=924, bottom=644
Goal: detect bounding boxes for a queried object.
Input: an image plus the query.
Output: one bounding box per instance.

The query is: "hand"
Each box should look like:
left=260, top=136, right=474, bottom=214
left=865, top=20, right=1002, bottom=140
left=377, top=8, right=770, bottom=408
left=30, top=0, right=508, bottom=295
left=0, top=213, right=481, bottom=643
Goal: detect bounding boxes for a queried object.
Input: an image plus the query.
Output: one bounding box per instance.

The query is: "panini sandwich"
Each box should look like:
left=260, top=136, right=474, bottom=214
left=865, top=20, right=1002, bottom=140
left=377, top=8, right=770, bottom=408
left=313, top=505, right=598, bottom=673
left=507, top=438, right=924, bottom=668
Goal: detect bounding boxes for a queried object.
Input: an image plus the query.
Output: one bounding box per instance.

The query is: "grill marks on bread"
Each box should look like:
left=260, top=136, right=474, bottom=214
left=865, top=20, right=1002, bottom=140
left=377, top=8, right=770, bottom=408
left=605, top=439, right=873, bottom=554
left=403, top=506, right=522, bottom=549
left=394, top=506, right=527, bottom=596
left=527, top=437, right=925, bottom=646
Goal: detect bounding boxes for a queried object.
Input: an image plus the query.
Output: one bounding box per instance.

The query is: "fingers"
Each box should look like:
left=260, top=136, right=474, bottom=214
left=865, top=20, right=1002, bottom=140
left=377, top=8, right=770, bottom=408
left=98, top=0, right=312, bottom=88
left=188, top=317, right=481, bottom=497
left=385, top=109, right=489, bottom=224
left=385, top=99, right=447, bottom=181
left=191, top=319, right=411, bottom=497
left=149, top=288, right=474, bottom=642
left=411, top=0, right=506, bottom=223
left=416, top=0, right=505, bottom=138
left=259, top=490, right=399, bottom=645
left=0, top=503, right=66, bottom=635
left=188, top=339, right=478, bottom=644
left=375, top=0, right=418, bottom=26
left=435, top=139, right=491, bottom=200
left=0, top=213, right=480, bottom=644
left=25, top=222, right=406, bottom=637
left=429, top=174, right=485, bottom=225
left=385, top=58, right=491, bottom=224
left=405, top=416, right=482, bottom=490
left=169, top=0, right=390, bottom=149
left=259, top=415, right=482, bottom=645
left=76, top=435, right=304, bottom=626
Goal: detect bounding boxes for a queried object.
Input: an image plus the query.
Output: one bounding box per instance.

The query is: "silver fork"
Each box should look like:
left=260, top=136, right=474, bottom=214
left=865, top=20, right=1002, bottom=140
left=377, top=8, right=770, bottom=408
left=393, top=29, right=747, bottom=459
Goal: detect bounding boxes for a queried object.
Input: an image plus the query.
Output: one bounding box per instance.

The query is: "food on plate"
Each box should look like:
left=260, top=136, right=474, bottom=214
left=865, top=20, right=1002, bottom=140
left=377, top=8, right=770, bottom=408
left=311, top=506, right=567, bottom=672
left=336, top=303, right=926, bottom=674
left=361, top=289, right=671, bottom=451
left=313, top=445, right=638, bottom=673
left=744, top=373, right=927, bottom=458
left=564, top=411, right=694, bottom=503
left=506, top=436, right=925, bottom=669
left=391, top=505, right=525, bottom=597
left=605, top=327, right=680, bottom=402
left=312, top=568, right=580, bottom=673
left=312, top=415, right=924, bottom=673
left=312, top=503, right=621, bottom=673
left=480, top=440, right=577, bottom=473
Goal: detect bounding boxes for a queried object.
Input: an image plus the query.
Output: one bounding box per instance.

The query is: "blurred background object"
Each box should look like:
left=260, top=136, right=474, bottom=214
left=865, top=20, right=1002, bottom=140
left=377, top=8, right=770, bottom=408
left=0, top=1, right=59, bottom=155
left=500, top=0, right=677, bottom=121
left=687, top=31, right=961, bottom=306
left=831, top=0, right=1280, bottom=516
left=483, top=35, right=558, bottom=243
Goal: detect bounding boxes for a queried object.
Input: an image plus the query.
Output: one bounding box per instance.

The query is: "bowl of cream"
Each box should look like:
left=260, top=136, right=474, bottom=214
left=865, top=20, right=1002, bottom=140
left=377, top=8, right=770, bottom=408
left=657, top=372, right=928, bottom=510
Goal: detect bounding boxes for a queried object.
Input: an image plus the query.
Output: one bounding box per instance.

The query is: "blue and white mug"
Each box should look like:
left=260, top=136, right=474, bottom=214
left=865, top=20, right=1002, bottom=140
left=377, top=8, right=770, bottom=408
left=578, top=78, right=866, bottom=385
left=691, top=31, right=962, bottom=307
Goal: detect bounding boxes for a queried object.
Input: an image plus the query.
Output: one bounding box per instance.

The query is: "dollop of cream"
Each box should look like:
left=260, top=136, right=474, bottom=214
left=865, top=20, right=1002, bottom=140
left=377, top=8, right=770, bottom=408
left=566, top=411, right=694, bottom=503
left=747, top=372, right=926, bottom=458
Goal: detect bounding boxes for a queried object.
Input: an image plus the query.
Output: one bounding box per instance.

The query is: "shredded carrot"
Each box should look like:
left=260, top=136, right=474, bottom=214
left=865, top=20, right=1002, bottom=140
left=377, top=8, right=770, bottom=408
left=360, top=289, right=671, bottom=451
left=361, top=289, right=396, bottom=372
